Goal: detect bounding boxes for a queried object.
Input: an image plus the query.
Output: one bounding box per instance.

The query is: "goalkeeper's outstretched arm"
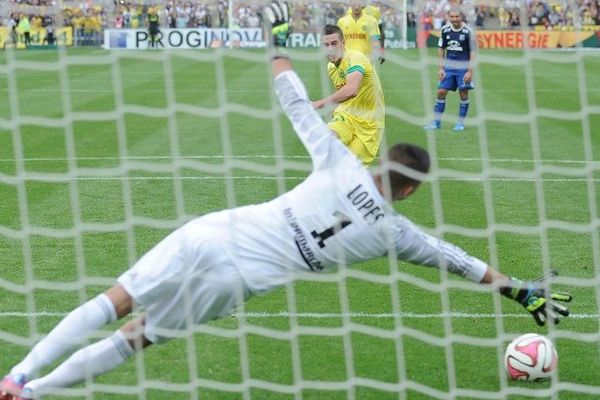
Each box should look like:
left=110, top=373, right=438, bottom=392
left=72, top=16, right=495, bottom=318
left=271, top=57, right=293, bottom=77
left=393, top=216, right=572, bottom=327
left=268, top=2, right=349, bottom=171
left=483, top=266, right=571, bottom=326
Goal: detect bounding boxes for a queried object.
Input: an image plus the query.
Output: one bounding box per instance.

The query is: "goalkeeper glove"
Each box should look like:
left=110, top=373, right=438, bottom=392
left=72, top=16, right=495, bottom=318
left=500, top=271, right=572, bottom=326
left=264, top=1, right=291, bottom=48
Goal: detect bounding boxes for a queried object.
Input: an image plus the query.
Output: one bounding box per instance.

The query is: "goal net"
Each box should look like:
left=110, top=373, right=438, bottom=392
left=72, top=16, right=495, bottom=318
left=1, top=0, right=599, bottom=399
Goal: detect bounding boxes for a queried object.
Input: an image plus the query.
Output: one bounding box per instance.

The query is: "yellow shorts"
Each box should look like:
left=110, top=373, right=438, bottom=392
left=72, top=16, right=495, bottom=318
left=327, top=113, right=382, bottom=166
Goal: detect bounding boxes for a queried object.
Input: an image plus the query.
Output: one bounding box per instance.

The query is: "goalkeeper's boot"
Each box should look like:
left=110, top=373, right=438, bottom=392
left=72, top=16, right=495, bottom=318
left=453, top=123, right=465, bottom=131
left=424, top=121, right=441, bottom=131
left=0, top=374, right=27, bottom=400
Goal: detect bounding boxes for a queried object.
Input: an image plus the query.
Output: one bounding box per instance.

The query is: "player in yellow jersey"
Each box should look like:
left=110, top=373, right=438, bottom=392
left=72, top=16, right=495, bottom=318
left=339, top=2, right=385, bottom=64
left=312, top=25, right=385, bottom=165
left=348, top=3, right=386, bottom=63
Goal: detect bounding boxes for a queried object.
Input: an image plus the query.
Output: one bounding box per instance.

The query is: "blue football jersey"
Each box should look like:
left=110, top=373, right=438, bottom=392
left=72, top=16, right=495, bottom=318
left=438, top=23, right=476, bottom=72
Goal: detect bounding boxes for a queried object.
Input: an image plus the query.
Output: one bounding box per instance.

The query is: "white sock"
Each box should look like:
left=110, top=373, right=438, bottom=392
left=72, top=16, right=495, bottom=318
left=24, top=330, right=134, bottom=396
left=11, top=294, right=117, bottom=379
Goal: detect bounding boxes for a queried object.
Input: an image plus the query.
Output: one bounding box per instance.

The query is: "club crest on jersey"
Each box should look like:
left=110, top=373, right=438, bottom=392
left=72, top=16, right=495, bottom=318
left=459, top=34, right=465, bottom=41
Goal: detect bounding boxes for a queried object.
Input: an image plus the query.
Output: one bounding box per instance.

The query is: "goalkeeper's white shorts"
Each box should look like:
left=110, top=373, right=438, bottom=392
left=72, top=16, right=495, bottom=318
left=117, top=215, right=251, bottom=344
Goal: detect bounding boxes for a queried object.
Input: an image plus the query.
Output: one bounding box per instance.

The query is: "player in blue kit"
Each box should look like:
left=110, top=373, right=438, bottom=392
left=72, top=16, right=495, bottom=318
left=425, top=8, right=476, bottom=132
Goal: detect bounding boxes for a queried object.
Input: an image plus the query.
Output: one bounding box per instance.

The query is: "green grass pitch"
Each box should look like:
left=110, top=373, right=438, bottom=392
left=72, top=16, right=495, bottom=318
left=0, top=47, right=600, bottom=399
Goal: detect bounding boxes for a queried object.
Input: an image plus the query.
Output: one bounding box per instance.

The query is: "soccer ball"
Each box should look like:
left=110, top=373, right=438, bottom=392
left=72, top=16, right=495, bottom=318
left=504, top=333, right=558, bottom=381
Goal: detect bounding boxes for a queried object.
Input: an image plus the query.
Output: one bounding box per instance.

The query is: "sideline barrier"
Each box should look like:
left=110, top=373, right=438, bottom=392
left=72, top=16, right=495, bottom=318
left=425, top=29, right=600, bottom=48
left=103, top=28, right=264, bottom=49
left=0, top=27, right=73, bottom=48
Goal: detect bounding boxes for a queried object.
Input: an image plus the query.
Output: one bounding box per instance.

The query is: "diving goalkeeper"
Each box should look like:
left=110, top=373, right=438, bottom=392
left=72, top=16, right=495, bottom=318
left=0, top=3, right=572, bottom=399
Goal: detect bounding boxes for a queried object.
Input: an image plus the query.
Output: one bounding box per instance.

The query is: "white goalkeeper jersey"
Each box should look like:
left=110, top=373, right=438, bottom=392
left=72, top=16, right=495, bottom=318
left=213, top=70, right=487, bottom=294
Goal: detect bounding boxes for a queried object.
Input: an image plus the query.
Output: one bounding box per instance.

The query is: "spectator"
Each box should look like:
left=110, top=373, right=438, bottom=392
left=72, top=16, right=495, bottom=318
left=130, top=5, right=140, bottom=29
left=4, top=14, right=19, bottom=49
left=498, top=6, right=510, bottom=29
left=114, top=13, right=123, bottom=28
left=42, top=14, right=52, bottom=28
left=217, top=0, right=227, bottom=27
left=582, top=8, right=595, bottom=26
left=324, top=4, right=337, bottom=25
left=43, top=23, right=55, bottom=46
left=407, top=11, right=417, bottom=28
left=421, top=11, right=433, bottom=31
left=17, top=14, right=31, bottom=47
left=475, top=6, right=485, bottom=28
left=175, top=10, right=187, bottom=28
left=550, top=7, right=563, bottom=29
left=247, top=11, right=260, bottom=28
left=31, top=15, right=43, bottom=29
left=509, top=8, right=521, bottom=28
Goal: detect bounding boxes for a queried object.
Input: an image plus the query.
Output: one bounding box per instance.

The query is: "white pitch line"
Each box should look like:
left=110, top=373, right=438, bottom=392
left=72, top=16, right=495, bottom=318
left=0, top=311, right=597, bottom=319
left=0, top=155, right=310, bottom=162
left=0, top=155, right=598, bottom=164
left=0, top=176, right=304, bottom=181
left=239, top=311, right=600, bottom=319
left=442, top=177, right=599, bottom=182
left=3, top=88, right=599, bottom=94
left=1, top=176, right=598, bottom=183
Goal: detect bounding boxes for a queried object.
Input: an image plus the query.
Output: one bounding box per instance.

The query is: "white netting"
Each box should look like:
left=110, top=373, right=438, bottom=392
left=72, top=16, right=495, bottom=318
left=1, top=0, right=600, bottom=399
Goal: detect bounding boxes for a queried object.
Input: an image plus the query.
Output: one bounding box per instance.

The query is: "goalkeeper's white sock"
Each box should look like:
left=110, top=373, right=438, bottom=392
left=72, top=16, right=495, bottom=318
left=10, top=294, right=117, bottom=379
left=24, top=330, right=135, bottom=397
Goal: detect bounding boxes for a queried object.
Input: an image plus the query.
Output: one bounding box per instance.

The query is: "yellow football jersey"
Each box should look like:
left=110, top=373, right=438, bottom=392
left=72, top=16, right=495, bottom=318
left=327, top=49, right=384, bottom=130
left=337, top=13, right=380, bottom=57
left=346, top=5, right=382, bottom=24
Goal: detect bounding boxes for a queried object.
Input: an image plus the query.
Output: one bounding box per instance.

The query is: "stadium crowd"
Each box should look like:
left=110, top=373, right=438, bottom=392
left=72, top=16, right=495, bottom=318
left=230, top=2, right=412, bottom=31
left=3, top=0, right=600, bottom=39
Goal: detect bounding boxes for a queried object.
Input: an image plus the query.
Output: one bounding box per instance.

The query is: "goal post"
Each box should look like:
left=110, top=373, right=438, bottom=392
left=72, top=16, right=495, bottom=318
left=1, top=0, right=600, bottom=399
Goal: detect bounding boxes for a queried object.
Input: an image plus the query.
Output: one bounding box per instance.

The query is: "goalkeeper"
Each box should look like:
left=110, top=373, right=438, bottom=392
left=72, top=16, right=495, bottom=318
left=312, top=24, right=384, bottom=166
left=0, top=3, right=571, bottom=399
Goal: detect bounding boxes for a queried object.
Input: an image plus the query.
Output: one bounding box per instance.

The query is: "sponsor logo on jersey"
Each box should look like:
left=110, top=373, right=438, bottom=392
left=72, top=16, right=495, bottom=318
left=447, top=40, right=463, bottom=51
left=283, top=208, right=323, bottom=271
left=345, top=33, right=368, bottom=39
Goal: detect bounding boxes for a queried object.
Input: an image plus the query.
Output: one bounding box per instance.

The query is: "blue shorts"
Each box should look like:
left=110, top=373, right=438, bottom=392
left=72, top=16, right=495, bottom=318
left=438, top=70, right=474, bottom=91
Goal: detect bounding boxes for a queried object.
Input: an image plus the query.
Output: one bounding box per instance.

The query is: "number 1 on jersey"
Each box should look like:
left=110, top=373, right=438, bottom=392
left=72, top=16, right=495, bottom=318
left=311, top=211, right=352, bottom=248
